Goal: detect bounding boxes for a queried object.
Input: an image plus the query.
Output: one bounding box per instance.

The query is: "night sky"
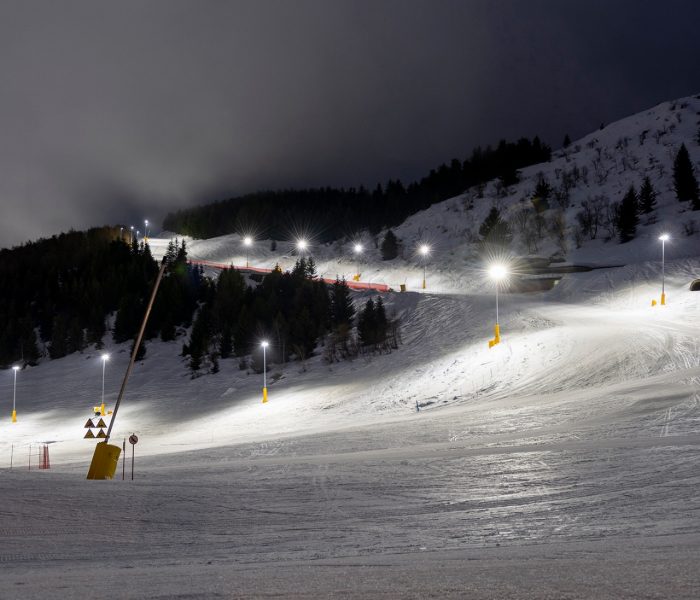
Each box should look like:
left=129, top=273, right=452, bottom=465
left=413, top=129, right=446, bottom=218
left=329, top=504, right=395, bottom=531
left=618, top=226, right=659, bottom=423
left=1, top=0, right=698, bottom=248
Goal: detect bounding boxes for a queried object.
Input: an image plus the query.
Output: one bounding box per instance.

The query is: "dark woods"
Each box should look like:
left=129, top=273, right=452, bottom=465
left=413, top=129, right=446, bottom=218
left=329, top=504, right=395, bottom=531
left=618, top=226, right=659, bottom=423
left=0, top=227, right=163, bottom=367
left=0, top=228, right=399, bottom=374
left=184, top=257, right=401, bottom=377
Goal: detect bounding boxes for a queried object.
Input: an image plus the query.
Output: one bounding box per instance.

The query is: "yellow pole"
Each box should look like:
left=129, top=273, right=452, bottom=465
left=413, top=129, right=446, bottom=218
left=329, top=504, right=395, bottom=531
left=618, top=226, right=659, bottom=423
left=262, top=344, right=268, bottom=403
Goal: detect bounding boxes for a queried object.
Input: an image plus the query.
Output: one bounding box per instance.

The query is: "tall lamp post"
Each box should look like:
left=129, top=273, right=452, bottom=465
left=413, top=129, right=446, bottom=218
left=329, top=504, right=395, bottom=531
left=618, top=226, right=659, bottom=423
left=130, top=226, right=135, bottom=244
left=11, top=365, right=19, bottom=423
left=659, top=233, right=669, bottom=306
left=100, top=354, right=110, bottom=416
left=144, top=219, right=149, bottom=242
left=418, top=244, right=430, bottom=289
left=353, top=243, right=363, bottom=280
left=488, top=264, right=507, bottom=347
left=261, top=341, right=269, bottom=403
left=243, top=236, right=253, bottom=268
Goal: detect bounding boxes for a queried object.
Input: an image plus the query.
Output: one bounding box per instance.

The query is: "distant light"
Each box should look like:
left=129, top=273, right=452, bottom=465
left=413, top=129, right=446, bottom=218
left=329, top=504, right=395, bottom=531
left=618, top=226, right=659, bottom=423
left=261, top=341, right=269, bottom=348
left=144, top=219, right=149, bottom=226
left=243, top=236, right=253, bottom=247
left=659, top=233, right=670, bottom=242
left=418, top=244, right=430, bottom=256
left=101, top=353, right=110, bottom=362
left=12, top=365, right=20, bottom=371
left=297, top=239, right=308, bottom=251
left=353, top=243, right=363, bottom=254
left=489, top=264, right=508, bottom=280
left=130, top=226, right=134, bottom=230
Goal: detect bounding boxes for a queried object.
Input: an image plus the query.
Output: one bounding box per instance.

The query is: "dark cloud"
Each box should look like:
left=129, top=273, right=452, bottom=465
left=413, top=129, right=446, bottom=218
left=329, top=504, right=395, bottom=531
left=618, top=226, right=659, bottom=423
left=1, top=0, right=698, bottom=247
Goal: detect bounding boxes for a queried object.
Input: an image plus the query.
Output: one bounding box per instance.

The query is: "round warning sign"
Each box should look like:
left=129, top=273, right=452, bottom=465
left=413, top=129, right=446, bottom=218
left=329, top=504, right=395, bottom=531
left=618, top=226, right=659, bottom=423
left=128, top=434, right=138, bottom=445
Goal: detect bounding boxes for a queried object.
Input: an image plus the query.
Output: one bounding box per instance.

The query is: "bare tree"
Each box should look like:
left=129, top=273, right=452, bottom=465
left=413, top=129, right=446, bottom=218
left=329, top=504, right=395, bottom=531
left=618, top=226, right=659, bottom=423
left=548, top=210, right=568, bottom=256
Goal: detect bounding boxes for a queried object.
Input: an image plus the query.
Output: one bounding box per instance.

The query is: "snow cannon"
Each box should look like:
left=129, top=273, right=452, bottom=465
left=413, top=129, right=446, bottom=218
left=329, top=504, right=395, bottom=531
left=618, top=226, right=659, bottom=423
left=84, top=259, right=167, bottom=480
left=262, top=387, right=268, bottom=403
left=86, top=441, right=121, bottom=479
left=651, top=299, right=657, bottom=307
left=661, top=292, right=666, bottom=306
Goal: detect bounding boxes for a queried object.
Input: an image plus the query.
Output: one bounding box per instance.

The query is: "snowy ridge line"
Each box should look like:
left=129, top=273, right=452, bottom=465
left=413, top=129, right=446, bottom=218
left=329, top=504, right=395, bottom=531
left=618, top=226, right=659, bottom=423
left=188, top=259, right=390, bottom=292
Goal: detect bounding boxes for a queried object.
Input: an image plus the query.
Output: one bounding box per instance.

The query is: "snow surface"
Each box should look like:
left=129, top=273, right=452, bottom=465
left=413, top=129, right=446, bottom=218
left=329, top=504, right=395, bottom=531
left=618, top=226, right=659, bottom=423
left=2, top=94, right=700, bottom=598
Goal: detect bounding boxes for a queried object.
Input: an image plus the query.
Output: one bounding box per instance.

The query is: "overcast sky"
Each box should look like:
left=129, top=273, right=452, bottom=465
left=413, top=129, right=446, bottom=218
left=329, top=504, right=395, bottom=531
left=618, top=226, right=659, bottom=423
left=1, top=0, right=698, bottom=248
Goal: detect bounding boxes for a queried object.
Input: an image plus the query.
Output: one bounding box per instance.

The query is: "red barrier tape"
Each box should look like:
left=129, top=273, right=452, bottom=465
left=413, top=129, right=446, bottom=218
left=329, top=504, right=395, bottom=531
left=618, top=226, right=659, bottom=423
left=189, top=260, right=390, bottom=292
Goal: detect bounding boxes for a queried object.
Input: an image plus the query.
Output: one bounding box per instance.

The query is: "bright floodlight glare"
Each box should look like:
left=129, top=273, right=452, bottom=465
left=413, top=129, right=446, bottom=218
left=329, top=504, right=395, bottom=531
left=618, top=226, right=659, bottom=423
left=145, top=219, right=149, bottom=225
left=102, top=353, right=110, bottom=361
left=354, top=243, right=363, bottom=254
left=659, top=233, right=670, bottom=242
left=419, top=244, right=430, bottom=256
left=297, top=239, right=308, bottom=250
left=261, top=340, right=269, bottom=348
left=489, top=264, right=508, bottom=280
left=243, top=236, right=253, bottom=246
left=12, top=365, right=20, bottom=371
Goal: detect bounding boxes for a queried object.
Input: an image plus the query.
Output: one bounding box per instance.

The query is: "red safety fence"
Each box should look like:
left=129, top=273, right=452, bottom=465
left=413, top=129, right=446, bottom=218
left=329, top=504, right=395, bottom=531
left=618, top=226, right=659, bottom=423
left=188, top=259, right=390, bottom=292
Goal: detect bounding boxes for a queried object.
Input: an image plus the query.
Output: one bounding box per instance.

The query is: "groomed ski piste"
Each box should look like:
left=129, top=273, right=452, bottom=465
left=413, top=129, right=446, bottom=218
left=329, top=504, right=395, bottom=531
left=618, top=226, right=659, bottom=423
left=1, top=95, right=700, bottom=598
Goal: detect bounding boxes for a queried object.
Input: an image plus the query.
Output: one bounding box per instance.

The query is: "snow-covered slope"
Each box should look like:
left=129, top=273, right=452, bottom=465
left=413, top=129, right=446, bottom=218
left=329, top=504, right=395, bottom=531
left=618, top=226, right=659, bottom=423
left=3, top=92, right=699, bottom=464
left=2, top=94, right=700, bottom=599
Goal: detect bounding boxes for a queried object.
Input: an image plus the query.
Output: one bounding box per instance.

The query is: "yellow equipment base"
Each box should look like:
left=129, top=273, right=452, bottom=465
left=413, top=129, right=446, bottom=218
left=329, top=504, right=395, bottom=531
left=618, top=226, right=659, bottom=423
left=86, top=441, right=122, bottom=480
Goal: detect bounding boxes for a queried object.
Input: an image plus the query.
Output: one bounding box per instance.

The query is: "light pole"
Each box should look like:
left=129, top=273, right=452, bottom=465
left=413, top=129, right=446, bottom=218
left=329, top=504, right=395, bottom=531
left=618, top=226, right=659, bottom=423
left=488, top=264, right=507, bottom=347
left=353, top=243, right=363, bottom=280
left=418, top=244, right=430, bottom=289
left=659, top=233, right=669, bottom=306
left=144, top=219, right=149, bottom=242
left=11, top=365, right=19, bottom=423
left=243, top=236, right=253, bottom=268
left=261, top=341, right=269, bottom=403
left=100, top=354, right=110, bottom=416
left=130, top=226, right=134, bottom=244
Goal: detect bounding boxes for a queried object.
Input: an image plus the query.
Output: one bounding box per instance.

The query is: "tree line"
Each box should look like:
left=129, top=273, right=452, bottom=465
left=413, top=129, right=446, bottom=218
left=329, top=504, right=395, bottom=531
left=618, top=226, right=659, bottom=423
left=162, top=137, right=552, bottom=242
left=183, top=257, right=400, bottom=376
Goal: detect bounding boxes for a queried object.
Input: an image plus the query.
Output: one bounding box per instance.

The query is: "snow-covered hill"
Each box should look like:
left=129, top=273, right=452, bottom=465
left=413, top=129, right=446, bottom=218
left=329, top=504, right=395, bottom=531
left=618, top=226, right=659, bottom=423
left=2, top=94, right=700, bottom=598
left=151, top=94, right=700, bottom=294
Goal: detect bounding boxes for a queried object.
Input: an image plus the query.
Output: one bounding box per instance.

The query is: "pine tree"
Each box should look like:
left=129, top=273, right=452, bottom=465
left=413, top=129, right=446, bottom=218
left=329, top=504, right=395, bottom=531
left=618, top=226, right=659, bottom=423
left=374, top=297, right=388, bottom=345
left=618, top=186, right=639, bottom=243
left=638, top=176, right=657, bottom=214
left=380, top=230, right=399, bottom=260
left=563, top=134, right=571, bottom=148
left=479, top=207, right=512, bottom=246
left=330, top=278, right=355, bottom=328
left=49, top=315, right=68, bottom=359
left=673, top=144, right=700, bottom=209
left=532, top=174, right=552, bottom=212
left=305, top=257, right=317, bottom=279
left=357, top=298, right=377, bottom=346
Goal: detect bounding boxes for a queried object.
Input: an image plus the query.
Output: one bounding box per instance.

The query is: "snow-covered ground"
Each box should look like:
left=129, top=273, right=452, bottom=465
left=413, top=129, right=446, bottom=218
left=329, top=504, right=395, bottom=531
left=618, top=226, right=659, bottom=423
left=1, top=95, right=700, bottom=598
